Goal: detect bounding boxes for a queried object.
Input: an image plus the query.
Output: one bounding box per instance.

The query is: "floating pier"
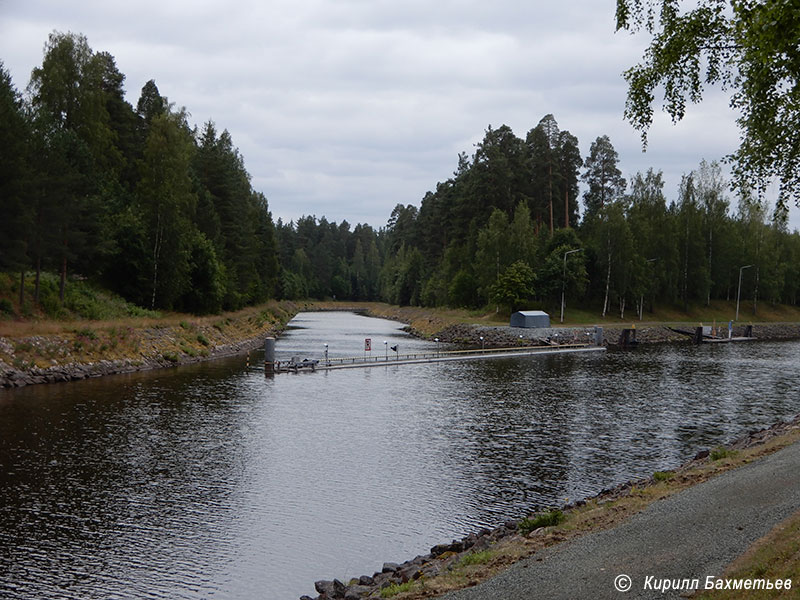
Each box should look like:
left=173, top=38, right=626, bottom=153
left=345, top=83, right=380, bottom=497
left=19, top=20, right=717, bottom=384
left=667, top=324, right=756, bottom=344
left=261, top=337, right=606, bottom=374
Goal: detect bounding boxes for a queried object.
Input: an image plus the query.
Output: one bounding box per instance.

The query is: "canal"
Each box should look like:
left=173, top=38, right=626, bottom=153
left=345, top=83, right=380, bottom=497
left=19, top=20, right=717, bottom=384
left=1, top=312, right=798, bottom=599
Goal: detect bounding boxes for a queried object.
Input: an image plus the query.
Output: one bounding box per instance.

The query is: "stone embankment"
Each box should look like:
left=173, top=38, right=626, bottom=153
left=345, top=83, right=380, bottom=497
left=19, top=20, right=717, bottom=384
left=402, top=321, right=800, bottom=348
left=0, top=333, right=268, bottom=388
left=301, top=414, right=800, bottom=600
left=0, top=302, right=298, bottom=388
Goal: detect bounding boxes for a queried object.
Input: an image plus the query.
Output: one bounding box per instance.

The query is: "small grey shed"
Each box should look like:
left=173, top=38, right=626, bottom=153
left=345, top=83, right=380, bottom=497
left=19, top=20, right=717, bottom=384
left=510, top=310, right=550, bottom=328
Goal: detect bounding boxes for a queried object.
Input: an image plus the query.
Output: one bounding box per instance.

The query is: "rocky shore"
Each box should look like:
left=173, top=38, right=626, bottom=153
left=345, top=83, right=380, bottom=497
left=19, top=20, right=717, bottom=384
left=401, top=320, right=800, bottom=349
left=0, top=302, right=298, bottom=388
left=0, top=332, right=271, bottom=388
left=302, top=414, right=800, bottom=600
left=4, top=301, right=800, bottom=390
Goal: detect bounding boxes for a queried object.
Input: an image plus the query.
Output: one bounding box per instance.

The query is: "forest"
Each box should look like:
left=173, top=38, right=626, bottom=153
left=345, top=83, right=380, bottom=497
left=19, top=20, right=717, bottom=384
left=2, top=31, right=800, bottom=319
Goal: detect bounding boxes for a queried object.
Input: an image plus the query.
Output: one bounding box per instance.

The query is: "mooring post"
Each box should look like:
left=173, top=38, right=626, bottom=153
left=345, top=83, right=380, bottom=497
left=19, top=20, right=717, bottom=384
left=264, top=337, right=276, bottom=375
left=594, top=326, right=604, bottom=346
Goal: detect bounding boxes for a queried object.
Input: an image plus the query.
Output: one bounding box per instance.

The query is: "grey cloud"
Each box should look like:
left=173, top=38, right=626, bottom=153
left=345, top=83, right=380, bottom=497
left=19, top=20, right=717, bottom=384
left=2, top=0, right=797, bottom=228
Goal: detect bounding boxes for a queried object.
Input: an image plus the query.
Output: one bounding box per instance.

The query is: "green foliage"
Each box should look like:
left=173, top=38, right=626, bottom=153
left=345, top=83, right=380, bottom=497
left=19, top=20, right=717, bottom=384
left=582, top=135, right=627, bottom=219
left=380, top=581, right=416, bottom=598
left=381, top=244, right=424, bottom=306
left=490, top=261, right=537, bottom=312
left=449, top=268, right=480, bottom=308
left=0, top=33, right=282, bottom=318
left=710, top=446, right=738, bottom=461
left=75, top=328, right=97, bottom=340
left=456, top=549, right=495, bottom=567
left=537, top=230, right=588, bottom=302
left=616, top=0, right=800, bottom=211
left=0, top=298, right=14, bottom=316
left=653, top=470, right=674, bottom=481
left=518, top=510, right=566, bottom=535
left=475, top=209, right=512, bottom=299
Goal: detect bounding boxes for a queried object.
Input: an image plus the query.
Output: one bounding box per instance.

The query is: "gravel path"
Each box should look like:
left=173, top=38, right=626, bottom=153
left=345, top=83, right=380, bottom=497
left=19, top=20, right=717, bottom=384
left=443, top=440, right=800, bottom=600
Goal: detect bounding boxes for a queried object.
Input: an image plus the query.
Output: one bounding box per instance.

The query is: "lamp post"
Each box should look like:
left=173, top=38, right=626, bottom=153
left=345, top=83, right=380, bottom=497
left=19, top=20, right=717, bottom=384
left=479, top=336, right=485, bottom=352
left=324, top=343, right=329, bottom=366
left=383, top=340, right=388, bottom=361
left=560, top=248, right=583, bottom=323
left=435, top=337, right=440, bottom=357
left=736, top=264, right=753, bottom=321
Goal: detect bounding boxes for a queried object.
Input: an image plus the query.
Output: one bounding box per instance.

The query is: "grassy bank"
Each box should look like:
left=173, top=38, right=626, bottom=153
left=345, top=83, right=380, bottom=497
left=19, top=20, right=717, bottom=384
left=0, top=271, right=161, bottom=322
left=0, top=299, right=299, bottom=383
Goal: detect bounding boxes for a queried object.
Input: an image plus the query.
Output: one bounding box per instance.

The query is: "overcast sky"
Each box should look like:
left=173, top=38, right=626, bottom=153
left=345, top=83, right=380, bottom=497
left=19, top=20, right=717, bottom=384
left=2, top=0, right=797, bottom=230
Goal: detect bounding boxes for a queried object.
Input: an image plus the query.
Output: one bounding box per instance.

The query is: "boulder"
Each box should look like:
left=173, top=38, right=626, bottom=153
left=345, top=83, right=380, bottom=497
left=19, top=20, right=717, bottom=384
left=343, top=585, right=372, bottom=599
left=381, top=562, right=401, bottom=573
left=314, top=579, right=346, bottom=598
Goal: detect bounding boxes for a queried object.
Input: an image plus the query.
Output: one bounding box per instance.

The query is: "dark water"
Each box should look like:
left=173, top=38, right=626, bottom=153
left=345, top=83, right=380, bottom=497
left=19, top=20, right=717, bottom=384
left=1, top=312, right=798, bottom=599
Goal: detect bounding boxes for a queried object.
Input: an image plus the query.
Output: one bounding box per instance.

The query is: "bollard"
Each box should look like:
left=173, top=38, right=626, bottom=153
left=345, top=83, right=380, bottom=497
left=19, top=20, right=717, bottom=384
left=594, top=326, right=603, bottom=347
left=264, top=337, right=276, bottom=375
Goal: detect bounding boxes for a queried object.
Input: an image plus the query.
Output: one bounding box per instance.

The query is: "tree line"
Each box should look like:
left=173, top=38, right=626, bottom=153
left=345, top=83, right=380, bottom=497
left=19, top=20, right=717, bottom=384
left=1, top=32, right=279, bottom=314
left=381, top=119, right=800, bottom=317
left=3, top=31, right=799, bottom=318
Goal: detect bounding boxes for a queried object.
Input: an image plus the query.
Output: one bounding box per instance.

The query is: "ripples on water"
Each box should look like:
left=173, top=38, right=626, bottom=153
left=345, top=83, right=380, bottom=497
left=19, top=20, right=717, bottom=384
left=1, top=312, right=798, bottom=599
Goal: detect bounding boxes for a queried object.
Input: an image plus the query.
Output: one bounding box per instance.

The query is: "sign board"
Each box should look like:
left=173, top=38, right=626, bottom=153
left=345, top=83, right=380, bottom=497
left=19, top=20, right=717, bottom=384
left=364, top=338, right=371, bottom=351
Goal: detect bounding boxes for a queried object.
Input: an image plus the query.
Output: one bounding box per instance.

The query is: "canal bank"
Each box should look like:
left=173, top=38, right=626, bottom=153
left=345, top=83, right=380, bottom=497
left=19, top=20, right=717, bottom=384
left=3, top=301, right=800, bottom=387
left=301, top=414, right=800, bottom=600
left=319, top=303, right=800, bottom=348
left=0, top=301, right=300, bottom=387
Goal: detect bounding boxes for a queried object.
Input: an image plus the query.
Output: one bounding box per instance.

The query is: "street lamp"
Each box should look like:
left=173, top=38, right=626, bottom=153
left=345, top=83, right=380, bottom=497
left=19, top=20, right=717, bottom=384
left=560, top=248, right=583, bottom=323
left=324, top=343, right=329, bottom=366
left=736, top=264, right=754, bottom=321
left=383, top=340, right=388, bottom=361
left=435, top=337, right=440, bottom=356
left=479, top=336, right=485, bottom=351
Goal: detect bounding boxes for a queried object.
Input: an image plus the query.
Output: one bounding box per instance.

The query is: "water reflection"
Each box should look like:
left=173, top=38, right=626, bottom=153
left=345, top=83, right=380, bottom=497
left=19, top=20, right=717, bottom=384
left=1, top=312, right=798, bottom=599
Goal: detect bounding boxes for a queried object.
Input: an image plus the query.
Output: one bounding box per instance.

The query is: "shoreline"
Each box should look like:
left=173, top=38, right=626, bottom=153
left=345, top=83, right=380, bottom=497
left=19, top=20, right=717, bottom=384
left=2, top=302, right=800, bottom=388
left=0, top=301, right=301, bottom=388
left=302, top=414, right=800, bottom=600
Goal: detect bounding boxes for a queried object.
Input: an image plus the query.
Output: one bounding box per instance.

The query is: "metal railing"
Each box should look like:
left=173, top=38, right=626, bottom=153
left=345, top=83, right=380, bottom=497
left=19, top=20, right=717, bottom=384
left=317, top=343, right=592, bottom=366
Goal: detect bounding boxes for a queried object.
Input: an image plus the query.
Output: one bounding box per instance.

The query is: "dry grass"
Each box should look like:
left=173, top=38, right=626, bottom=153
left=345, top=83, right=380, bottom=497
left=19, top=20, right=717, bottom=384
left=0, top=300, right=293, bottom=338
left=694, top=510, right=800, bottom=599
left=0, top=301, right=299, bottom=370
